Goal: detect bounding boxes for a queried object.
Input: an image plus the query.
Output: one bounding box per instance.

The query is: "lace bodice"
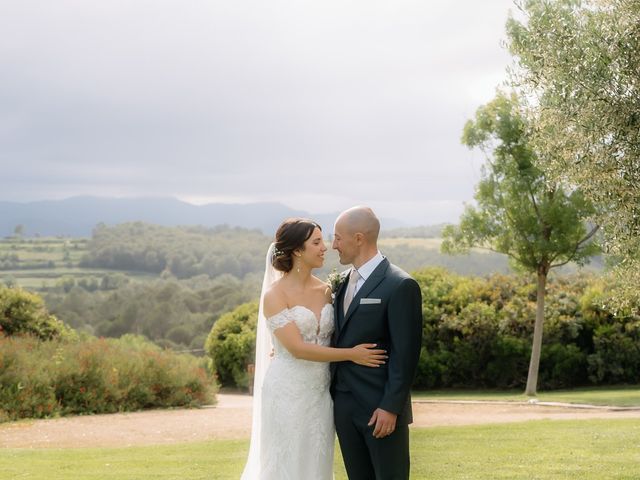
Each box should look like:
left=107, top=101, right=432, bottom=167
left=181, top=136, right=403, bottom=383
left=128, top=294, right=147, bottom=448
left=266, top=304, right=334, bottom=359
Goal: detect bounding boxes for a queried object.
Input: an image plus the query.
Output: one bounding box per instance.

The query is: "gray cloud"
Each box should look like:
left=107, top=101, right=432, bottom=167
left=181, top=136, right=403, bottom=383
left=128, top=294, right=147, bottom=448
left=0, top=0, right=516, bottom=224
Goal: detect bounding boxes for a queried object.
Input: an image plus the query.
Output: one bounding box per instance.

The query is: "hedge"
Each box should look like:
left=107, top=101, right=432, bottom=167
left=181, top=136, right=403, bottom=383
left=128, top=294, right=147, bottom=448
left=207, top=268, right=640, bottom=391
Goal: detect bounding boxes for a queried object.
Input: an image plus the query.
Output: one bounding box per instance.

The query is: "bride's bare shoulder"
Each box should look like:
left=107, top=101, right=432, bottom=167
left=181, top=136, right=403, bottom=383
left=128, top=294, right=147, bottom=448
left=263, top=282, right=289, bottom=319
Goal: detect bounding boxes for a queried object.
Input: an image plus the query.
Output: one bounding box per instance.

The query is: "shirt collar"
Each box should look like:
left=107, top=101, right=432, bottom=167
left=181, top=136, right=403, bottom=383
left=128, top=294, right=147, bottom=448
left=354, top=251, right=384, bottom=282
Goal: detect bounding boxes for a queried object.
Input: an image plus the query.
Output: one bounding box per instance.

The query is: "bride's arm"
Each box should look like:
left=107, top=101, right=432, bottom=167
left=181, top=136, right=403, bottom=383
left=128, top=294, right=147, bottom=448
left=264, top=288, right=386, bottom=366
left=273, top=324, right=386, bottom=366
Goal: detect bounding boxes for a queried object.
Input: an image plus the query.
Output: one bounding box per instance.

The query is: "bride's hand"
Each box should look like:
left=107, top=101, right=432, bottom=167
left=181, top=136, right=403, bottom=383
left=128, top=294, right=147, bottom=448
left=350, top=344, right=387, bottom=367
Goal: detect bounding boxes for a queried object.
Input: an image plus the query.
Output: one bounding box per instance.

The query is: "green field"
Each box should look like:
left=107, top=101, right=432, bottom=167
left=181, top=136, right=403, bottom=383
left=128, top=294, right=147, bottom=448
left=1, top=235, right=483, bottom=291
left=0, top=237, right=87, bottom=262
left=2, top=419, right=639, bottom=479
left=0, top=237, right=156, bottom=290
left=1, top=234, right=601, bottom=292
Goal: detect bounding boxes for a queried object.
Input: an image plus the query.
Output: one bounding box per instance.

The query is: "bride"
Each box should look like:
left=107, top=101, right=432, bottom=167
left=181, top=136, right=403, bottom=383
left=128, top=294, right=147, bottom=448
left=241, top=218, right=387, bottom=480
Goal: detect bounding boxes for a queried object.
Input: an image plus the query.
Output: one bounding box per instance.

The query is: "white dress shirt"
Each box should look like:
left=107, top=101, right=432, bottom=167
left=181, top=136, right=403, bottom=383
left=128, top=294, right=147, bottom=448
left=352, top=251, right=384, bottom=296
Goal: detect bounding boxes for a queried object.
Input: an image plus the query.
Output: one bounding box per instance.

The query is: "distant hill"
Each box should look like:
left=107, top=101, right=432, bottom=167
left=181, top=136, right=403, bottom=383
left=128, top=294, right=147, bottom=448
left=0, top=197, right=408, bottom=237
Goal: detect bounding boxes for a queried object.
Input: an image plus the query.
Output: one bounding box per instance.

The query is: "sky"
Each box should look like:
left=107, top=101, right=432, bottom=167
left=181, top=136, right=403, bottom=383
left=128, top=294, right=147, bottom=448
left=0, top=0, right=519, bottom=225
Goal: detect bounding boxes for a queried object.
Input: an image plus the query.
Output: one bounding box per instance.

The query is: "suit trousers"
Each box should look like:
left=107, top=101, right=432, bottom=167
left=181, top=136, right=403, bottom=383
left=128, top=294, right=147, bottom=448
left=334, top=390, right=410, bottom=480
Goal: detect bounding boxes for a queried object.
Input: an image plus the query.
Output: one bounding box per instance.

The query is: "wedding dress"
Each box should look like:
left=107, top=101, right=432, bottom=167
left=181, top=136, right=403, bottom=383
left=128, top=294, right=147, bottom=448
left=260, top=304, right=335, bottom=479
left=241, top=244, right=335, bottom=480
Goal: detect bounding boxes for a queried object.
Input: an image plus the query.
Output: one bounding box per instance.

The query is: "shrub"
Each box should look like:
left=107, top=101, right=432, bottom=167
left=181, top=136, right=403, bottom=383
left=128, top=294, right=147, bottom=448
left=413, top=268, right=639, bottom=390
left=0, top=286, right=75, bottom=340
left=204, top=267, right=640, bottom=391
left=0, top=335, right=217, bottom=422
left=438, top=302, right=500, bottom=386
left=205, top=302, right=258, bottom=388
left=539, top=343, right=588, bottom=388
left=485, top=336, right=530, bottom=389
left=587, top=322, right=640, bottom=384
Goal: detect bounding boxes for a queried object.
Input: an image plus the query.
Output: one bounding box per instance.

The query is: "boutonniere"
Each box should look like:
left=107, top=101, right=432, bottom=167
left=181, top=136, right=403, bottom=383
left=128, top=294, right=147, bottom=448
left=327, top=268, right=346, bottom=299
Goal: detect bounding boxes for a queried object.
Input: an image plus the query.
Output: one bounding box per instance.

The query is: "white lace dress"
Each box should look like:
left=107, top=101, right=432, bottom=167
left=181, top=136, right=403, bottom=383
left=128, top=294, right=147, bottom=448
left=259, top=304, right=335, bottom=480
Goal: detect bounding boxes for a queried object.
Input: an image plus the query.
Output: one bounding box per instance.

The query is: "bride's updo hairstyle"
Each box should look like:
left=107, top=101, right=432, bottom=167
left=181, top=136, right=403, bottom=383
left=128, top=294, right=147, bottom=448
left=272, top=218, right=322, bottom=273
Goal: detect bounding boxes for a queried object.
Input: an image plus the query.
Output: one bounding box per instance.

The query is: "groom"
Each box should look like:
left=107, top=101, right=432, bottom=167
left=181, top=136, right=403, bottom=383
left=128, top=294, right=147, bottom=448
left=331, top=206, right=423, bottom=480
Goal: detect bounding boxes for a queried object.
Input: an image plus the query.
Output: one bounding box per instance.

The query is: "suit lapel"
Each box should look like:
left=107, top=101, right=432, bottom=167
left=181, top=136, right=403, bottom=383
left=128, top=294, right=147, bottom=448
left=340, top=258, right=389, bottom=335
left=333, top=269, right=351, bottom=335
left=335, top=270, right=350, bottom=302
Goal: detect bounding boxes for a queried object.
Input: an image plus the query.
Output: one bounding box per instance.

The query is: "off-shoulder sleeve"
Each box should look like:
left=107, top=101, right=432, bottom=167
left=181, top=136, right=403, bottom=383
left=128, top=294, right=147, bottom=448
left=266, top=309, right=292, bottom=333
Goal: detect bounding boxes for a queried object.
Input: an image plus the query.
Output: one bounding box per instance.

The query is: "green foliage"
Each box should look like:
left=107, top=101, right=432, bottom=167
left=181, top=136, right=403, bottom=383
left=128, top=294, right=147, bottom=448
left=2, top=227, right=577, bottom=293
left=443, top=90, right=600, bottom=395
left=81, top=222, right=271, bottom=279
left=204, top=268, right=640, bottom=390
left=378, top=240, right=512, bottom=276
left=442, top=91, right=600, bottom=272
left=588, top=322, right=640, bottom=385
left=506, top=0, right=640, bottom=307
left=205, top=302, right=259, bottom=388
left=0, top=286, right=75, bottom=340
left=0, top=335, right=216, bottom=422
left=413, top=268, right=640, bottom=390
left=43, top=274, right=260, bottom=349
left=0, top=237, right=86, bottom=271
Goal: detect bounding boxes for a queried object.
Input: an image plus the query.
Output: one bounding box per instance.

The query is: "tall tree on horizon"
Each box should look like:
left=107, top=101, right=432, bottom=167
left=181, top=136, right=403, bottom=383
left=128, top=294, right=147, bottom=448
left=442, top=92, right=600, bottom=396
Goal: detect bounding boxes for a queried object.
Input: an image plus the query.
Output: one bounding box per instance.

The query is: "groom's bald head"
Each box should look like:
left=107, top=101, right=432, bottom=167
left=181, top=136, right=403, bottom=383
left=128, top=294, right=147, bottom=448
left=336, top=206, right=380, bottom=244
left=333, top=206, right=380, bottom=266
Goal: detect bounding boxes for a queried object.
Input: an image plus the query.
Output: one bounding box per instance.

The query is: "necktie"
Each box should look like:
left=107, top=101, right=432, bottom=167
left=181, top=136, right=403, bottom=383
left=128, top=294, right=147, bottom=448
left=343, top=268, right=361, bottom=314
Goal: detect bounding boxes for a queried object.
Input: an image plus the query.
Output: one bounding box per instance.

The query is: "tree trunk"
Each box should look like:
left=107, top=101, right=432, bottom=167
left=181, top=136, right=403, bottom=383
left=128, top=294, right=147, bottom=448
left=525, top=270, right=547, bottom=396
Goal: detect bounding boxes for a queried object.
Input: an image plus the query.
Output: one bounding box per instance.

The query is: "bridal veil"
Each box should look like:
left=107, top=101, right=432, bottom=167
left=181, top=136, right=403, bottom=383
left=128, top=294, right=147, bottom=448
left=240, top=243, right=282, bottom=479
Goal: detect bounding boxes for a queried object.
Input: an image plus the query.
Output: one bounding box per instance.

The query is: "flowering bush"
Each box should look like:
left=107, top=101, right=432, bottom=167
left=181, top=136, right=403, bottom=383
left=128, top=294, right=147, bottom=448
left=0, top=334, right=216, bottom=422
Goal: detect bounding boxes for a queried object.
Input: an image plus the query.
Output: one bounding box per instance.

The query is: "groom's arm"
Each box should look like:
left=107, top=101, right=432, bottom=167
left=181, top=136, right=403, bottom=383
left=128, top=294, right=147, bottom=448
left=378, top=276, right=423, bottom=415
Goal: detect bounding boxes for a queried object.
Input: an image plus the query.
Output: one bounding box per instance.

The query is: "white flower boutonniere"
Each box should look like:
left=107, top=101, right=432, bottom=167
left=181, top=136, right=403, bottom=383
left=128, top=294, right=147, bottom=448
left=327, top=269, right=346, bottom=300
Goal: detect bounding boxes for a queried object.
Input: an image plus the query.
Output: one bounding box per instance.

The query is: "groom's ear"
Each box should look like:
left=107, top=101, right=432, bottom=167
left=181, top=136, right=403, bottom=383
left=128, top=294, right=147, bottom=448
left=354, top=232, right=364, bottom=245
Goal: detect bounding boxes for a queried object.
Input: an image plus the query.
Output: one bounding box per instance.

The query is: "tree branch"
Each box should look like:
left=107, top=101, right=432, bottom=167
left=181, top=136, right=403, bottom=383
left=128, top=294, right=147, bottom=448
left=550, top=224, right=600, bottom=269
left=453, top=243, right=526, bottom=266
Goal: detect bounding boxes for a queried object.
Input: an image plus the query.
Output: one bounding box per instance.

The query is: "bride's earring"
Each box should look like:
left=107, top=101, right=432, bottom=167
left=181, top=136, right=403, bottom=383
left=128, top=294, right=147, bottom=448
left=295, top=253, right=301, bottom=273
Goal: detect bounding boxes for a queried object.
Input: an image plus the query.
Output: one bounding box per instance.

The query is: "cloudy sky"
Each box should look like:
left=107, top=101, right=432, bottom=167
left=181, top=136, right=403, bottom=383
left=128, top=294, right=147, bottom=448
left=1, top=0, right=518, bottom=225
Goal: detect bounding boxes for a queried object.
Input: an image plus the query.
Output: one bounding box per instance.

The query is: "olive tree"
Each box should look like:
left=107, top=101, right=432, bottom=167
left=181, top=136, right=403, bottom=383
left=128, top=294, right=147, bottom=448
left=506, top=0, right=640, bottom=307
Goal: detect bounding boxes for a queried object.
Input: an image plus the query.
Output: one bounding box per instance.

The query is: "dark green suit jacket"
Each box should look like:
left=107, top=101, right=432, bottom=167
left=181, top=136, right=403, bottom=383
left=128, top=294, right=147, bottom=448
left=331, top=258, right=423, bottom=425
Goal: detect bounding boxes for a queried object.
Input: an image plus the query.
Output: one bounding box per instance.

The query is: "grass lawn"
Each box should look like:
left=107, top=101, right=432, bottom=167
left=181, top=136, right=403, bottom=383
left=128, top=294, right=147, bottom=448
left=2, top=419, right=639, bottom=479
left=412, top=385, right=640, bottom=407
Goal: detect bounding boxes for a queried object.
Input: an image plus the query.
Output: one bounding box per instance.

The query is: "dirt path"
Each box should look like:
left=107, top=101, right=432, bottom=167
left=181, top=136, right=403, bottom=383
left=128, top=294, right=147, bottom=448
left=2, top=394, right=639, bottom=449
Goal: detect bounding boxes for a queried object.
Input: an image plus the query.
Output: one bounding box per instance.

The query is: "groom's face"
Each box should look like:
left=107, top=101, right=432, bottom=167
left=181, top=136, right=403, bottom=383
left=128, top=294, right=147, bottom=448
left=332, top=221, right=358, bottom=265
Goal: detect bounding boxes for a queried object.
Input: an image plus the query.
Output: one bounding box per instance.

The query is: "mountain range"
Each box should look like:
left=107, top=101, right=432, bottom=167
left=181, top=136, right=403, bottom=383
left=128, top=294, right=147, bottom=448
left=0, top=197, right=408, bottom=237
